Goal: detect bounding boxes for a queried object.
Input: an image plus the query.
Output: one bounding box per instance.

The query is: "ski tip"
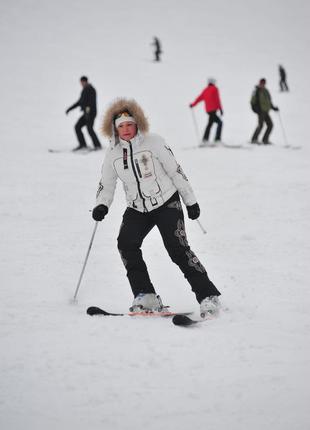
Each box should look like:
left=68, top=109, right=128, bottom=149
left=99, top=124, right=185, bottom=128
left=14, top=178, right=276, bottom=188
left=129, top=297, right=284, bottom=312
left=86, top=306, right=124, bottom=316
left=172, top=314, right=197, bottom=326
left=87, top=306, right=106, bottom=316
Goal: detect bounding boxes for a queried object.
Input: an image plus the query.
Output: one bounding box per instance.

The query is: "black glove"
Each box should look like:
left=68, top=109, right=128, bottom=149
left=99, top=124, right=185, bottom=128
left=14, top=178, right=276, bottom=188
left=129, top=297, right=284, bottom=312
left=92, top=204, right=108, bottom=221
left=65, top=108, right=71, bottom=115
left=84, top=106, right=91, bottom=120
left=273, top=106, right=279, bottom=112
left=186, top=203, right=200, bottom=220
left=220, top=109, right=224, bottom=116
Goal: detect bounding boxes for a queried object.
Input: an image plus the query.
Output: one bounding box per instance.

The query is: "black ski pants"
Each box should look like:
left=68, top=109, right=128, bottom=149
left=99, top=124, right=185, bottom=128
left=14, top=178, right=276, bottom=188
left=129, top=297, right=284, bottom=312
left=154, top=50, right=161, bottom=61
left=75, top=114, right=101, bottom=149
left=117, top=193, right=220, bottom=303
left=252, top=112, right=273, bottom=143
left=203, top=111, right=222, bottom=141
left=280, top=79, right=289, bottom=92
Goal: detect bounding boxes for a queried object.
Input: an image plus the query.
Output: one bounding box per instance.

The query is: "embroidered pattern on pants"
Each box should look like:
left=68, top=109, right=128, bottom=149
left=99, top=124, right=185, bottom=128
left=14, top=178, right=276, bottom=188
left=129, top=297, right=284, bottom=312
left=174, top=219, right=188, bottom=247
left=185, top=250, right=206, bottom=273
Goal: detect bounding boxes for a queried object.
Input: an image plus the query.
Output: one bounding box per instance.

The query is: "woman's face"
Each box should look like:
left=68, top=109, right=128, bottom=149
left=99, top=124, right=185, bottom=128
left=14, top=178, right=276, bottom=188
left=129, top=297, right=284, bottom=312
left=117, top=122, right=137, bottom=141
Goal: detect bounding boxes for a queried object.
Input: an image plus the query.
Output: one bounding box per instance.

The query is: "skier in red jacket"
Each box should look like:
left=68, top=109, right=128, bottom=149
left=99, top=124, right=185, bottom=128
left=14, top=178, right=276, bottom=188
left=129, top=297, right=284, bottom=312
left=190, top=78, right=223, bottom=146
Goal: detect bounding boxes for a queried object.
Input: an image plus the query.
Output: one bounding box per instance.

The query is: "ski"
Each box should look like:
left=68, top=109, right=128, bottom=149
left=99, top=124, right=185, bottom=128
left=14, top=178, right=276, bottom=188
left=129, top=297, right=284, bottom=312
left=48, top=147, right=102, bottom=154
left=218, top=143, right=252, bottom=150
left=172, top=314, right=206, bottom=326
left=48, top=148, right=80, bottom=154
left=87, top=306, right=192, bottom=318
left=281, top=145, right=302, bottom=150
left=183, top=143, right=251, bottom=151
left=48, top=149, right=70, bottom=153
left=246, top=143, right=302, bottom=150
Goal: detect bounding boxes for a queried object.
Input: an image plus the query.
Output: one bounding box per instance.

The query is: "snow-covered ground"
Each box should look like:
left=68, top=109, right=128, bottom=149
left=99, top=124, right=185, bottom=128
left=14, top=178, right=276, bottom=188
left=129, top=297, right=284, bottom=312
left=1, top=1, right=310, bottom=429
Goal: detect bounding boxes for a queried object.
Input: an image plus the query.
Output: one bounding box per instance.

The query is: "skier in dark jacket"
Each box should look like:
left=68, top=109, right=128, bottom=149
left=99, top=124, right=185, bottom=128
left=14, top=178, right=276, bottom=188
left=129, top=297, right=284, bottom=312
left=151, top=37, right=162, bottom=62
left=279, top=65, right=289, bottom=92
left=66, top=76, right=102, bottom=151
left=250, top=78, right=279, bottom=145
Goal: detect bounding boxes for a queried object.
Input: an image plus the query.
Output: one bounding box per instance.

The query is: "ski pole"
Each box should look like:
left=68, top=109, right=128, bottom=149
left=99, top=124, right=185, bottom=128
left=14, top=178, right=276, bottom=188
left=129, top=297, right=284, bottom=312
left=196, top=219, right=207, bottom=234
left=190, top=107, right=201, bottom=145
left=277, top=111, right=289, bottom=147
left=72, top=221, right=99, bottom=302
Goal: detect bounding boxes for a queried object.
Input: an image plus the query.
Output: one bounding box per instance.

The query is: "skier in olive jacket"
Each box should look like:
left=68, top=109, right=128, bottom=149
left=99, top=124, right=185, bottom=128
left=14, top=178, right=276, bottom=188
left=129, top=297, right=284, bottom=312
left=250, top=78, right=279, bottom=145
left=66, top=76, right=102, bottom=151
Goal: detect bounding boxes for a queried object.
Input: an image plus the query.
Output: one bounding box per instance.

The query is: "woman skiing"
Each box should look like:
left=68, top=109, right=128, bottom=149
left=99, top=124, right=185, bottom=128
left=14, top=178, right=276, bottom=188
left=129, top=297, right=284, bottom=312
left=92, top=98, right=221, bottom=317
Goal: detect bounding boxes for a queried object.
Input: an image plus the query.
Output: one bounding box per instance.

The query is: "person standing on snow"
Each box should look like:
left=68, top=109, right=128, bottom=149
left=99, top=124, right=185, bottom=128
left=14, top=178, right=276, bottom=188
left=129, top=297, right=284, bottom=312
left=279, top=65, right=289, bottom=92
left=250, top=78, right=279, bottom=145
left=189, top=78, right=223, bottom=146
left=92, top=98, right=221, bottom=318
left=151, top=37, right=162, bottom=62
left=65, top=76, right=102, bottom=151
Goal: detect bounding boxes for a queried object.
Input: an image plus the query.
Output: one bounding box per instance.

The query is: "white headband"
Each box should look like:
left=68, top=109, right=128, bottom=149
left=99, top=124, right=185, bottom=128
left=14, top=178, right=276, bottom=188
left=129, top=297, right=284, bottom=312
left=115, top=113, right=136, bottom=128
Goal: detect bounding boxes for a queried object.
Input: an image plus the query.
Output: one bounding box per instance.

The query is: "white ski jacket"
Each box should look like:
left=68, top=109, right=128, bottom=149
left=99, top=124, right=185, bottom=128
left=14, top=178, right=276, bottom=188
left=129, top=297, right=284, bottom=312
left=96, top=132, right=197, bottom=213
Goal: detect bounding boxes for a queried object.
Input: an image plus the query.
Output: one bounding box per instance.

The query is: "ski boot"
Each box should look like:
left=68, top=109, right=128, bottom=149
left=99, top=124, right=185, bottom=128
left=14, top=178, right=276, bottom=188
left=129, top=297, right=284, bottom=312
left=200, top=295, right=221, bottom=318
left=129, top=293, right=168, bottom=313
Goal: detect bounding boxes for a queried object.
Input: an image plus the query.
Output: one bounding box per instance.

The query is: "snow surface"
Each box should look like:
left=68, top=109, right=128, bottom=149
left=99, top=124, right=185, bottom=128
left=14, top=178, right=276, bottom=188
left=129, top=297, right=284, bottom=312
left=1, top=0, right=310, bottom=429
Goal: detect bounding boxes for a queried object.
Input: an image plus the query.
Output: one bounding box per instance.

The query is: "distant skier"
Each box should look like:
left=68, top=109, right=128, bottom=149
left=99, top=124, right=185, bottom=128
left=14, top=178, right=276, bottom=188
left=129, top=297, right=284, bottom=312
left=151, top=37, right=162, bottom=62
left=92, top=98, right=221, bottom=318
left=279, top=65, right=289, bottom=92
left=189, top=78, right=223, bottom=146
left=65, top=76, right=102, bottom=151
left=250, top=78, right=279, bottom=145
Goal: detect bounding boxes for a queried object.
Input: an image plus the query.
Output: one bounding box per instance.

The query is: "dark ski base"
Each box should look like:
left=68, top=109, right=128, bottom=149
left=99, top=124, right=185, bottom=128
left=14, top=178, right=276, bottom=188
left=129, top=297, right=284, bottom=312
left=87, top=307, right=124, bottom=316
left=172, top=314, right=207, bottom=326
left=87, top=306, right=192, bottom=318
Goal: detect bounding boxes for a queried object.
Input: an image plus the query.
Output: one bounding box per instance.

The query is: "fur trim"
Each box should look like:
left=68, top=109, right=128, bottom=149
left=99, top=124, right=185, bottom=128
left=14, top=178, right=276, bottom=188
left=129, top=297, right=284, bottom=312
left=102, top=98, right=149, bottom=137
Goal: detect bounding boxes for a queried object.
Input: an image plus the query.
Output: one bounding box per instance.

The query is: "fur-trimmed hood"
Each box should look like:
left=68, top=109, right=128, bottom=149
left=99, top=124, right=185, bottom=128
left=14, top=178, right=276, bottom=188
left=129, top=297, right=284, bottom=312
left=102, top=98, right=149, bottom=138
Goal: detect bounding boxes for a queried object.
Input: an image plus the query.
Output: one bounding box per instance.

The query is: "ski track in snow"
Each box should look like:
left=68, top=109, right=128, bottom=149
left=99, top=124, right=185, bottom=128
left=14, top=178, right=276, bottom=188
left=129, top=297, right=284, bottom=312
left=1, top=1, right=310, bottom=429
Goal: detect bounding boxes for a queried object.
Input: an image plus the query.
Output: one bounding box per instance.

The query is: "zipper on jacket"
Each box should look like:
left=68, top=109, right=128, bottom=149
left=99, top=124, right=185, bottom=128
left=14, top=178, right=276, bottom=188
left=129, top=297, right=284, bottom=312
left=123, top=148, right=128, bottom=169
left=129, top=142, right=147, bottom=212
left=134, top=159, right=143, bottom=178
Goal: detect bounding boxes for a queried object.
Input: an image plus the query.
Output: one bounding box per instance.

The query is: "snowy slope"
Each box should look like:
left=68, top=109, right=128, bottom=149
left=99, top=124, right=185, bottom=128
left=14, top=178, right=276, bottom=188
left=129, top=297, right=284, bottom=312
left=1, top=1, right=310, bottom=429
